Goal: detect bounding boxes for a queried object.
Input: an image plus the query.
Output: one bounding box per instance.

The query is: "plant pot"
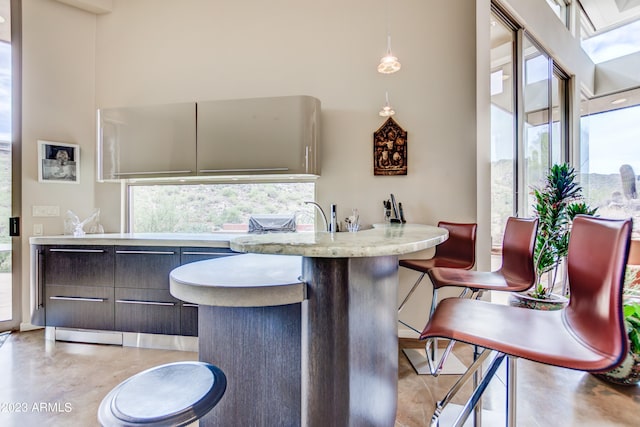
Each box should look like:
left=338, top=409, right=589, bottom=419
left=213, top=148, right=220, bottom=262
left=508, top=292, right=568, bottom=311
left=593, top=349, right=640, bottom=386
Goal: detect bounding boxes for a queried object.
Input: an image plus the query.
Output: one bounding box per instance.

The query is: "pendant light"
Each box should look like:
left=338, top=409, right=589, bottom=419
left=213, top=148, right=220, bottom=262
left=379, top=91, right=396, bottom=117
left=378, top=0, right=401, bottom=74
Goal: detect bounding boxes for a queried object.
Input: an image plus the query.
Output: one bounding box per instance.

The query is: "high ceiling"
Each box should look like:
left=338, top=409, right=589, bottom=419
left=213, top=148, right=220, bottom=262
left=580, top=0, right=640, bottom=34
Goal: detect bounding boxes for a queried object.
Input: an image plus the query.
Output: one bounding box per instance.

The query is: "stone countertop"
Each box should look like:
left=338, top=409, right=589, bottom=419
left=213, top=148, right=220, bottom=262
left=230, top=223, right=448, bottom=258
left=170, top=253, right=304, bottom=307
left=28, top=232, right=242, bottom=248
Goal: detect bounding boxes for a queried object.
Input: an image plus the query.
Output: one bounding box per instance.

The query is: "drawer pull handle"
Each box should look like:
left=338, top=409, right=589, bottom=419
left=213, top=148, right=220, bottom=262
left=49, top=249, right=106, bottom=253
left=199, top=167, right=289, bottom=173
left=116, top=299, right=176, bottom=307
left=116, top=250, right=176, bottom=255
left=183, top=303, right=198, bottom=308
left=50, top=296, right=107, bottom=302
left=113, top=170, right=193, bottom=176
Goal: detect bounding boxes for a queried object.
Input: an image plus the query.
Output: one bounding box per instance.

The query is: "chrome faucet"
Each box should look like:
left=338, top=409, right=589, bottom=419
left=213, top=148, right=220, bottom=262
left=304, top=201, right=329, bottom=232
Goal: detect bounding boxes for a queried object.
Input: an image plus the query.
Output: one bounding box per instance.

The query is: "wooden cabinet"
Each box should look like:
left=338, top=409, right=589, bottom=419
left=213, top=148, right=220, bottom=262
left=31, top=243, right=236, bottom=338
left=34, top=246, right=115, bottom=329
left=98, top=103, right=197, bottom=180
left=115, top=247, right=181, bottom=334
left=179, top=247, right=238, bottom=336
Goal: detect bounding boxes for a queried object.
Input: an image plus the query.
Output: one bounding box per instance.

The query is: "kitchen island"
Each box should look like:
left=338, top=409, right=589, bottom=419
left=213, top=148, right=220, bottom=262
left=169, top=224, right=448, bottom=427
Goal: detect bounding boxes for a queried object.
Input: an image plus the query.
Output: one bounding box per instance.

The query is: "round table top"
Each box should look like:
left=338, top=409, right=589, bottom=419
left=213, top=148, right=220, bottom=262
left=170, top=253, right=305, bottom=307
left=230, top=223, right=448, bottom=258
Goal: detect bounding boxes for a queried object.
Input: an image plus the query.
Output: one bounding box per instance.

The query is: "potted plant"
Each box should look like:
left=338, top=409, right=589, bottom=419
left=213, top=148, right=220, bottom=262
left=510, top=163, right=597, bottom=310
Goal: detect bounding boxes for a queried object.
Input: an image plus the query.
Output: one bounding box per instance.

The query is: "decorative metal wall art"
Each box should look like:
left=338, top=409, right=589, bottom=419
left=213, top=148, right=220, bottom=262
left=373, top=117, right=407, bottom=176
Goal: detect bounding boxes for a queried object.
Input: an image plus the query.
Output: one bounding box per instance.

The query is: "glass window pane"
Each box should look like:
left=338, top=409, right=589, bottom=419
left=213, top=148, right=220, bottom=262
left=129, top=182, right=316, bottom=233
left=490, top=12, right=515, bottom=252
left=581, top=20, right=640, bottom=63
left=551, top=73, right=564, bottom=166
left=523, top=36, right=551, bottom=216
left=0, top=37, right=10, bottom=323
left=580, top=95, right=640, bottom=238
left=545, top=0, right=568, bottom=27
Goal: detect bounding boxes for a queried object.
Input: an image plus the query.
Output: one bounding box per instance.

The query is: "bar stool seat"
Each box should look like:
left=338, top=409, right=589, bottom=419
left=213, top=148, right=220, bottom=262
left=98, top=361, right=226, bottom=427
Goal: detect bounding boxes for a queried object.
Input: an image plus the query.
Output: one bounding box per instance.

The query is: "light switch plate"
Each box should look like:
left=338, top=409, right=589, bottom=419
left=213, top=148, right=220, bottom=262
left=32, top=205, right=60, bottom=217
left=33, top=224, right=43, bottom=236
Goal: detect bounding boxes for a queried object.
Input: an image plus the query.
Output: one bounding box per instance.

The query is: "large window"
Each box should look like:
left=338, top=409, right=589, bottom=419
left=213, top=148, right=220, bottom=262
left=128, top=181, right=316, bottom=233
left=579, top=90, right=640, bottom=238
left=490, top=7, right=570, bottom=249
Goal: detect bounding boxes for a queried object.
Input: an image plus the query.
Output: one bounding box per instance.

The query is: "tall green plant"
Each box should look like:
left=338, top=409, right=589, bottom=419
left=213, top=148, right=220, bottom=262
left=531, top=163, right=597, bottom=299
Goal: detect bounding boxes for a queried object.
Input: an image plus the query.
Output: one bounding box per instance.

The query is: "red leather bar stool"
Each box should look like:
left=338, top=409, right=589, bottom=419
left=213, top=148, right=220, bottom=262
left=423, top=216, right=537, bottom=375
left=98, top=361, right=226, bottom=426
left=398, top=221, right=477, bottom=329
left=420, top=216, right=632, bottom=427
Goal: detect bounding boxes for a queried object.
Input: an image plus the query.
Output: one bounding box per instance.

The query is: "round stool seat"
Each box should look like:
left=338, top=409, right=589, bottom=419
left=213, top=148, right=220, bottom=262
left=98, top=361, right=226, bottom=427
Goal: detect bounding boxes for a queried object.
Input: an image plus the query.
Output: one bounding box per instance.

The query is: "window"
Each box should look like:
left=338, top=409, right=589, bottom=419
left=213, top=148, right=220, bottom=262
left=545, top=0, right=569, bottom=27
left=490, top=5, right=570, bottom=248
left=490, top=10, right=516, bottom=251
left=581, top=19, right=640, bottom=63
left=579, top=90, right=640, bottom=238
left=127, top=181, right=316, bottom=233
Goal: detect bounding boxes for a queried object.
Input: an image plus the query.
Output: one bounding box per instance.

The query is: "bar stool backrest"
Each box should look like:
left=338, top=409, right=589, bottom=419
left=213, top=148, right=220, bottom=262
left=434, top=221, right=477, bottom=269
left=564, top=215, right=632, bottom=367
left=498, top=217, right=538, bottom=290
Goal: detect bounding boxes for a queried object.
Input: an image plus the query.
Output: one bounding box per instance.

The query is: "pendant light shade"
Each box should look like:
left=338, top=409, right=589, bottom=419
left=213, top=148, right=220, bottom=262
left=378, top=0, right=401, bottom=74
left=378, top=35, right=401, bottom=74
left=379, top=91, right=396, bottom=117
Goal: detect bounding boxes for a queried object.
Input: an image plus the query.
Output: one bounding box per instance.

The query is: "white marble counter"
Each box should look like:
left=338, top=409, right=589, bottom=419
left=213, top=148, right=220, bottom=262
left=230, top=223, right=448, bottom=258
left=29, top=232, right=242, bottom=248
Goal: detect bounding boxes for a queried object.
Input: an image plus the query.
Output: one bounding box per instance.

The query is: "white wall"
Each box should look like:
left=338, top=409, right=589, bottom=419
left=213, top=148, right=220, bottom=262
left=20, top=0, right=97, bottom=327
left=90, top=0, right=480, bottom=335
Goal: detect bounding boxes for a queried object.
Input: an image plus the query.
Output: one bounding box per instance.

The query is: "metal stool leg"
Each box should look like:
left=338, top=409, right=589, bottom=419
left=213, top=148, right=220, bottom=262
left=506, top=356, right=517, bottom=427
left=430, top=349, right=505, bottom=427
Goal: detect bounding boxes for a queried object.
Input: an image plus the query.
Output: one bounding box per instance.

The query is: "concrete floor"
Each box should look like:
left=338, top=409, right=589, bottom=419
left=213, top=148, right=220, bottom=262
left=0, top=330, right=638, bottom=426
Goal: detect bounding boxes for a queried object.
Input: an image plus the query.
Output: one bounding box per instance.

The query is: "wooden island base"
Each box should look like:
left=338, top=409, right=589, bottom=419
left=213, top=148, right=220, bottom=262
left=195, top=256, right=398, bottom=427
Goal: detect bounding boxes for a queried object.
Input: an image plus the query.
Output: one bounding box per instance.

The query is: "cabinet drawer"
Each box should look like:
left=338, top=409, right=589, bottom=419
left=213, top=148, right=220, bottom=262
left=115, top=246, right=180, bottom=289
left=44, top=246, right=114, bottom=287
left=46, top=285, right=114, bottom=330
left=180, top=247, right=238, bottom=265
left=115, top=288, right=180, bottom=335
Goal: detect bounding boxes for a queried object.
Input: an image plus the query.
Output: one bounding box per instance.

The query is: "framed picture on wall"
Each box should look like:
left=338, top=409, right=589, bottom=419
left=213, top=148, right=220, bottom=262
left=38, top=140, right=80, bottom=184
